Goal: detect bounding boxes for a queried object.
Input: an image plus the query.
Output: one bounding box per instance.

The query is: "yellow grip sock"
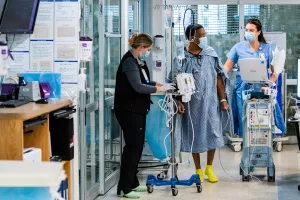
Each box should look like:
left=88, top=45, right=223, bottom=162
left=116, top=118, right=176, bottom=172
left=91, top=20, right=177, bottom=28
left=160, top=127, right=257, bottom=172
left=205, top=165, right=218, bottom=183
left=196, top=168, right=204, bottom=183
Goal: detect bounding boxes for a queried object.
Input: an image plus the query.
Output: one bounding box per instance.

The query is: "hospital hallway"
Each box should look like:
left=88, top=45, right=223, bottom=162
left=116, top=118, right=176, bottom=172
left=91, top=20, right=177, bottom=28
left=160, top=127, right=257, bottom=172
left=97, top=145, right=300, bottom=200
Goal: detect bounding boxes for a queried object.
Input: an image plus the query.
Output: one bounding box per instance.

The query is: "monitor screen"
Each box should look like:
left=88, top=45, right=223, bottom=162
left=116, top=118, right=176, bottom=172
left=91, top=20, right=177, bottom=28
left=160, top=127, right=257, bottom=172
left=0, top=0, right=39, bottom=34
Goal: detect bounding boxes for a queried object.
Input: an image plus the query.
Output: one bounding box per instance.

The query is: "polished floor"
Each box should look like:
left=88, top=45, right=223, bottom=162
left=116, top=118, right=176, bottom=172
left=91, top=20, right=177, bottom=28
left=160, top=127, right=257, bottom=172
left=97, top=145, right=300, bottom=200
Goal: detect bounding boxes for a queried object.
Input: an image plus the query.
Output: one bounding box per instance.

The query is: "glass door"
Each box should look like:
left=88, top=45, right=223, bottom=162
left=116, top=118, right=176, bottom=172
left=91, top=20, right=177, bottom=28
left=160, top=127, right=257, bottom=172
left=99, top=0, right=122, bottom=195
left=79, top=0, right=101, bottom=199
left=129, top=0, right=141, bottom=36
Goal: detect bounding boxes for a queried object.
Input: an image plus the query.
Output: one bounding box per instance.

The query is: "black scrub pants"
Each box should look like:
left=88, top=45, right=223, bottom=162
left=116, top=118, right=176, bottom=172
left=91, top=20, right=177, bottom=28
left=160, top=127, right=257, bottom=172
left=115, top=110, right=146, bottom=195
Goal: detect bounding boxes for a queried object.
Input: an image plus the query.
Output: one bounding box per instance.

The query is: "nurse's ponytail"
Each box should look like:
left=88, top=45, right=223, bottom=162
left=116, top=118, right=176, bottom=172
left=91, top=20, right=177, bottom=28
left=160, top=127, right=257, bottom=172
left=247, top=19, right=267, bottom=44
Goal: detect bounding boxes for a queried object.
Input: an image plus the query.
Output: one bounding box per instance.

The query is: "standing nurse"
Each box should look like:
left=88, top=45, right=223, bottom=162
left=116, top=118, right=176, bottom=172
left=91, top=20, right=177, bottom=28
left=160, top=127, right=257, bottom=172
left=224, top=18, right=286, bottom=137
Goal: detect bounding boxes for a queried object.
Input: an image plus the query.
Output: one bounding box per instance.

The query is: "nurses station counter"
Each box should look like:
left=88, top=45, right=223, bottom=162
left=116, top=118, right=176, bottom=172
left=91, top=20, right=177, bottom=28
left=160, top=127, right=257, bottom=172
left=0, top=98, right=75, bottom=200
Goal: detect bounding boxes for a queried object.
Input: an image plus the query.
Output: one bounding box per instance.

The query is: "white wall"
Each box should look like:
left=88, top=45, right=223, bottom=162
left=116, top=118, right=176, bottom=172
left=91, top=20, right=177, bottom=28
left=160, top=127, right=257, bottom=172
left=143, top=0, right=168, bottom=84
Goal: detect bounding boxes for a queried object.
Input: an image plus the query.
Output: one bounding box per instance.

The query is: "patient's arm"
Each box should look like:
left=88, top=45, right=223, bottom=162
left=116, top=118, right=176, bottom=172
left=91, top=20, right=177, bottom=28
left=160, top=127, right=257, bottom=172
left=217, top=74, right=229, bottom=111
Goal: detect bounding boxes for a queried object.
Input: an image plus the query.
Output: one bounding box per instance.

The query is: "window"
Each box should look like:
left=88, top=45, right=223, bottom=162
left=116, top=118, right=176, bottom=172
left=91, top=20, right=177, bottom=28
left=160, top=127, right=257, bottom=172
left=128, top=5, right=134, bottom=31
left=172, top=5, right=197, bottom=38
left=244, top=4, right=260, bottom=24
left=172, top=5, right=240, bottom=62
left=104, top=5, right=120, bottom=33
left=244, top=4, right=300, bottom=79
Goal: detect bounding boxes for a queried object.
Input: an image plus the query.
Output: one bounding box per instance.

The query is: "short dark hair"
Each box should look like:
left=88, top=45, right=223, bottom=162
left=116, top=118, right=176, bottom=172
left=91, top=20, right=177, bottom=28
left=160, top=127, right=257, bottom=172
left=185, top=24, right=204, bottom=40
left=185, top=24, right=194, bottom=40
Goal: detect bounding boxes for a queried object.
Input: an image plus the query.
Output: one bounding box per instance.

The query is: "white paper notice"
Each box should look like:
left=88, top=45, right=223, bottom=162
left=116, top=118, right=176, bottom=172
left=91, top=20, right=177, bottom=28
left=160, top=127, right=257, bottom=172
left=55, top=43, right=77, bottom=61
left=31, top=1, right=54, bottom=40
left=8, top=35, right=30, bottom=51
left=8, top=52, right=30, bottom=76
left=30, top=41, right=54, bottom=72
left=54, top=61, right=78, bottom=83
left=55, top=1, right=78, bottom=41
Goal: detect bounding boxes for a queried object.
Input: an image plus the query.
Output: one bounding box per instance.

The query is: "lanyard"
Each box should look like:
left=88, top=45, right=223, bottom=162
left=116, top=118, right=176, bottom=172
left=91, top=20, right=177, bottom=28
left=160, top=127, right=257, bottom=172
left=258, top=47, right=265, bottom=60
left=257, top=47, right=272, bottom=75
left=141, top=68, right=149, bottom=83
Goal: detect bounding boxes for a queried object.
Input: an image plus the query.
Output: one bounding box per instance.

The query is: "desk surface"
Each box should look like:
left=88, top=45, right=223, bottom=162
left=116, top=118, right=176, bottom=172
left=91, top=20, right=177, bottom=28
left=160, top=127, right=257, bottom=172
left=0, top=99, right=72, bottom=120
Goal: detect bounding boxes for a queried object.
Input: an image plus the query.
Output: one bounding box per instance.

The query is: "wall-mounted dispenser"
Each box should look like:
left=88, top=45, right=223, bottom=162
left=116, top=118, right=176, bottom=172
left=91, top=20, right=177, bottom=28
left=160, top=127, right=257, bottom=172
left=154, top=35, right=164, bottom=50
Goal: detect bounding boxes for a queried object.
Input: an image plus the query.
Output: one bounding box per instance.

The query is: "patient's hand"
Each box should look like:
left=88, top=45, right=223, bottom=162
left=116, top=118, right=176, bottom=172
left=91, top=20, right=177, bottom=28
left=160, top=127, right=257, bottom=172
left=221, top=101, right=229, bottom=111
left=177, top=101, right=185, bottom=115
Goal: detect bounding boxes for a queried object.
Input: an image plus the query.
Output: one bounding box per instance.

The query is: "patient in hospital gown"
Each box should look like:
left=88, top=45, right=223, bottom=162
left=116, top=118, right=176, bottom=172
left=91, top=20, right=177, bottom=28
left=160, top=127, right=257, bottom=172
left=171, top=24, right=233, bottom=183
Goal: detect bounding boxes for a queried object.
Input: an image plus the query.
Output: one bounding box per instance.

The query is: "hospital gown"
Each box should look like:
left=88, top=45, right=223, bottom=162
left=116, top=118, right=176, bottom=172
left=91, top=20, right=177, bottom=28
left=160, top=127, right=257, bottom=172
left=172, top=47, right=233, bottom=153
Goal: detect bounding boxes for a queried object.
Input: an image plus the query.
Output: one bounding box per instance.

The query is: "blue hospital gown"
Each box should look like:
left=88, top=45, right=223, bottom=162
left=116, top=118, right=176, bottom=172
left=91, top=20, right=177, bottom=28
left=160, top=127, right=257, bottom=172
left=173, top=47, right=233, bottom=153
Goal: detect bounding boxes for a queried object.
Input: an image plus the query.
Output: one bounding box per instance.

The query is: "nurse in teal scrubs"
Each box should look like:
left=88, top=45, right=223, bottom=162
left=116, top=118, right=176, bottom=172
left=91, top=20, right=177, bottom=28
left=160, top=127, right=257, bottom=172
left=224, top=18, right=286, bottom=137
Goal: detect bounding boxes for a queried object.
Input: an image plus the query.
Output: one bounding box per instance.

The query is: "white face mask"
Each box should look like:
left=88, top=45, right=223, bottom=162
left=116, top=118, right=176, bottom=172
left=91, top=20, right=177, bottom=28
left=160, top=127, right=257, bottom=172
left=197, top=37, right=208, bottom=49
left=192, top=36, right=208, bottom=50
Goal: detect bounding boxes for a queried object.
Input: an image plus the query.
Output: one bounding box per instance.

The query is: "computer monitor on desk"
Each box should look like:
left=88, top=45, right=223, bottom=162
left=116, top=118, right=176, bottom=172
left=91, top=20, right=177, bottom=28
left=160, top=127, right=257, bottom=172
left=239, top=58, right=269, bottom=84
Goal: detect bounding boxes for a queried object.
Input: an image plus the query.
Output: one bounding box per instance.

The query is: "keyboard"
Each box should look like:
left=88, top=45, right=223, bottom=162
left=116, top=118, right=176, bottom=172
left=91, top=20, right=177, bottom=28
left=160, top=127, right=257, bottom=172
left=0, top=99, right=30, bottom=108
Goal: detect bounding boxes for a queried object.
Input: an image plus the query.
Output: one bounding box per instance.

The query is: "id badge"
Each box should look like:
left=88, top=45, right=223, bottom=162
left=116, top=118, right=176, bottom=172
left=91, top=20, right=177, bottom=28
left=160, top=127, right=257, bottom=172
left=259, top=52, right=265, bottom=60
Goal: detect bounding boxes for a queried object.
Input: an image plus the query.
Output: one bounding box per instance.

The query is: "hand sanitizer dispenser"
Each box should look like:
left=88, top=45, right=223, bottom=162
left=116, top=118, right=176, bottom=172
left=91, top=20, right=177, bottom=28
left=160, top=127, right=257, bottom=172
left=79, top=37, right=93, bottom=62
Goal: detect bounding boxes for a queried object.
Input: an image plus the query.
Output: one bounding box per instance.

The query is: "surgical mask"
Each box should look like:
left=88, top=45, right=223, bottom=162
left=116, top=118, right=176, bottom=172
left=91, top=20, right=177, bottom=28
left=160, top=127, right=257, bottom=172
left=139, top=50, right=150, bottom=61
left=197, top=37, right=208, bottom=49
left=245, top=31, right=256, bottom=42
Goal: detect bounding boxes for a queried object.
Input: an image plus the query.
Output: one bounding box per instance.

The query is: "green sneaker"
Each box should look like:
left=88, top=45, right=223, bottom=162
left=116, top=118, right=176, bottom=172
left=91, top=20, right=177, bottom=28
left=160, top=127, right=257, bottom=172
left=132, top=186, right=147, bottom=192
left=118, top=191, right=140, bottom=199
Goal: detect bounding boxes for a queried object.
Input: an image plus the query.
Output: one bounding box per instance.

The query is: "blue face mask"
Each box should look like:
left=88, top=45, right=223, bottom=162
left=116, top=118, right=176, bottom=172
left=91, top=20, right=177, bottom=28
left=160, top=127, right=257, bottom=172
left=139, top=50, right=150, bottom=61
left=197, top=37, right=208, bottom=49
left=245, top=31, right=256, bottom=42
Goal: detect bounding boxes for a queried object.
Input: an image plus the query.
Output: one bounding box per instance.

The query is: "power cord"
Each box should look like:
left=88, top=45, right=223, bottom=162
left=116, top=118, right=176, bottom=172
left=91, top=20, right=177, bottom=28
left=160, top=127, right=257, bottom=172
left=158, top=92, right=195, bottom=166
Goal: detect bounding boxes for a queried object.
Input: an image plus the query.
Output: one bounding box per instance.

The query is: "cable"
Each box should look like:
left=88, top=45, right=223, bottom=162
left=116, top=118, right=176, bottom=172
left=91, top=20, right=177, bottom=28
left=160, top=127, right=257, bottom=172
left=186, top=101, right=195, bottom=166
left=158, top=91, right=195, bottom=166
left=5, top=34, right=15, bottom=60
left=178, top=7, right=181, bottom=41
left=183, top=8, right=195, bottom=36
left=218, top=109, right=241, bottom=181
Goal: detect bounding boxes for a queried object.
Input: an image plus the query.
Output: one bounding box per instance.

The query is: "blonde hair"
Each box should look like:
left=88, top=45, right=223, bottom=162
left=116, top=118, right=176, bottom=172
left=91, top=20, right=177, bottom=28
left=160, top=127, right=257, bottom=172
left=128, top=33, right=153, bottom=49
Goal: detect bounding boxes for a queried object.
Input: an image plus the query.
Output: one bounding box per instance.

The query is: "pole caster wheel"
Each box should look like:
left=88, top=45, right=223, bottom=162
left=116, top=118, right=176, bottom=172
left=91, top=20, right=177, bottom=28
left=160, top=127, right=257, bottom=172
left=147, top=185, right=153, bottom=193
left=171, top=187, right=178, bottom=196
left=267, top=165, right=276, bottom=182
left=157, top=172, right=165, bottom=180
left=268, top=176, right=275, bottom=182
left=197, top=185, right=202, bottom=193
left=274, top=142, right=283, bottom=152
left=242, top=175, right=250, bottom=182
left=233, top=143, right=242, bottom=152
